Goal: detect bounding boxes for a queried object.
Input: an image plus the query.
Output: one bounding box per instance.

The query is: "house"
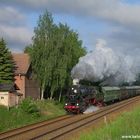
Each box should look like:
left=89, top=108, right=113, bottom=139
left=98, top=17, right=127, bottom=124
left=0, top=53, right=40, bottom=107
left=0, top=84, right=22, bottom=107
left=12, top=53, right=40, bottom=100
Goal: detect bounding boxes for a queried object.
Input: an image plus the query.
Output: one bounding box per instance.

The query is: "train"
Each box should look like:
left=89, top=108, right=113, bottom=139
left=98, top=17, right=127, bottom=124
left=64, top=79, right=140, bottom=114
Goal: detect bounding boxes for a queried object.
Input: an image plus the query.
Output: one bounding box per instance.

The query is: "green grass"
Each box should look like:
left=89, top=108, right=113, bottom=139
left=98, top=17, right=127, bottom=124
left=36, top=99, right=66, bottom=119
left=79, top=107, right=140, bottom=140
left=0, top=99, right=66, bottom=132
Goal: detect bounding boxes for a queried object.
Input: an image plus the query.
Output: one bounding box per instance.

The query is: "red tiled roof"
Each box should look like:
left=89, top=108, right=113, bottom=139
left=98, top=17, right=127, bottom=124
left=12, top=53, right=30, bottom=75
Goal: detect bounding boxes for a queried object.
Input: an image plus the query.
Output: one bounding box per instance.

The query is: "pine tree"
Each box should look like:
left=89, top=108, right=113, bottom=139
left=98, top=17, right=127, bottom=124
left=0, top=38, right=14, bottom=84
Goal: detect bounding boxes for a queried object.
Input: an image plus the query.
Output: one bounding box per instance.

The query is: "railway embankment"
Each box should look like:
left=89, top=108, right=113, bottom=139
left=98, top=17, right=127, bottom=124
left=0, top=98, right=66, bottom=132
left=72, top=96, right=140, bottom=140
left=0, top=96, right=139, bottom=140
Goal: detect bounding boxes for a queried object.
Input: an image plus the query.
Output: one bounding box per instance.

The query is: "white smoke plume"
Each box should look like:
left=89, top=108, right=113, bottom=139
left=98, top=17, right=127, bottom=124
left=71, top=39, right=140, bottom=85
left=83, top=106, right=99, bottom=114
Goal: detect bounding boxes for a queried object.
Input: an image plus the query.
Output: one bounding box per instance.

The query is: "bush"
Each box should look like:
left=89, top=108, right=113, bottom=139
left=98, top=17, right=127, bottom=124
left=19, top=97, right=40, bottom=117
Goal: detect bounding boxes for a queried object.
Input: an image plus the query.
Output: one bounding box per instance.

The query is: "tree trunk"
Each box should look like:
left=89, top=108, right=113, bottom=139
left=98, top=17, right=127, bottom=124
left=59, top=89, right=62, bottom=102
left=41, top=88, right=44, bottom=100
left=50, top=90, right=53, bottom=100
left=40, top=83, right=45, bottom=100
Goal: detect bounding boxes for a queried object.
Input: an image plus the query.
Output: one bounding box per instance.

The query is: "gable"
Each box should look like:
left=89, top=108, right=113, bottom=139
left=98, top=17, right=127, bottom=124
left=12, top=53, right=30, bottom=75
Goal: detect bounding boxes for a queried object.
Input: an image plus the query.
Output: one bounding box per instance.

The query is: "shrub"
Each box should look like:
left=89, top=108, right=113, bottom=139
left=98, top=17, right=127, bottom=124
left=19, top=97, right=40, bottom=117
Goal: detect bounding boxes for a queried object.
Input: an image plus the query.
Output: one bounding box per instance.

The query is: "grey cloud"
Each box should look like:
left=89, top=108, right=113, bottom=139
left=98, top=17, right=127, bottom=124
left=1, top=0, right=140, bottom=52
left=0, top=5, right=31, bottom=51
left=2, top=0, right=140, bottom=27
left=0, top=25, right=33, bottom=51
left=105, top=25, right=140, bottom=54
left=0, top=6, right=26, bottom=26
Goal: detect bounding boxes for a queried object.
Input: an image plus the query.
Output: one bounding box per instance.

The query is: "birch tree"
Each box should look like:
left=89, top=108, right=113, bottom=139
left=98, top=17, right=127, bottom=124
left=30, top=11, right=86, bottom=100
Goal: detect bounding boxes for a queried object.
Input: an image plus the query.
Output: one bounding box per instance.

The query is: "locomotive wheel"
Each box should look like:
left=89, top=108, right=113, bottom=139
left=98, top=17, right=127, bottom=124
left=77, top=109, right=80, bottom=114
left=67, top=111, right=72, bottom=115
left=80, top=106, right=86, bottom=113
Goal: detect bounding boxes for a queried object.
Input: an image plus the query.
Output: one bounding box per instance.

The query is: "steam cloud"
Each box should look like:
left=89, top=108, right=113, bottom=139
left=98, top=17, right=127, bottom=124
left=83, top=106, right=99, bottom=114
left=71, top=39, right=140, bottom=85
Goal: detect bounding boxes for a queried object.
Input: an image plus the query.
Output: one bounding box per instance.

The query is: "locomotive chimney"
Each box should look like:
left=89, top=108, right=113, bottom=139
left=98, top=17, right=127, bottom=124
left=73, top=79, right=79, bottom=85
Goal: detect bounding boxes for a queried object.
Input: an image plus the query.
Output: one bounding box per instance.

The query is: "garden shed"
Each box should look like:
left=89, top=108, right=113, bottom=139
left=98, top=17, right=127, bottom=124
left=0, top=84, right=22, bottom=107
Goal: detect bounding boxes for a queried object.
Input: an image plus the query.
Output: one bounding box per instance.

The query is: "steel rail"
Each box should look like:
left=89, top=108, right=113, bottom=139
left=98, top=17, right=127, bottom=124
left=0, top=115, right=72, bottom=140
left=33, top=96, right=140, bottom=140
left=0, top=96, right=139, bottom=140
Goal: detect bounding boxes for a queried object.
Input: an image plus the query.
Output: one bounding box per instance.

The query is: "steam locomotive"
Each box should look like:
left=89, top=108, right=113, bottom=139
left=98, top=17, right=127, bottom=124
left=64, top=80, right=140, bottom=114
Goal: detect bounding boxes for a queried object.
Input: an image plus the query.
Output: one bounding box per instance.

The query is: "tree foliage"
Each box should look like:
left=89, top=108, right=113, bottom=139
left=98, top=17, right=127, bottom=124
left=27, top=11, right=86, bottom=100
left=24, top=44, right=33, bottom=55
left=0, top=38, right=14, bottom=84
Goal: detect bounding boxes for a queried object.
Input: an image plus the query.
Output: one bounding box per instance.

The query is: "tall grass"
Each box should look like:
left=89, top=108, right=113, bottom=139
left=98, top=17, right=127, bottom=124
left=36, top=99, right=66, bottom=119
left=0, top=99, right=66, bottom=132
left=79, top=107, right=140, bottom=140
left=0, top=105, right=39, bottom=132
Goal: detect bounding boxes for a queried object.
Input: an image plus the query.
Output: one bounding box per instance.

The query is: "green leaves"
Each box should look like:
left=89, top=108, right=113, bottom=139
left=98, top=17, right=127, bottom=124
left=19, top=97, right=40, bottom=117
left=28, top=10, right=86, bottom=99
left=0, top=38, right=14, bottom=84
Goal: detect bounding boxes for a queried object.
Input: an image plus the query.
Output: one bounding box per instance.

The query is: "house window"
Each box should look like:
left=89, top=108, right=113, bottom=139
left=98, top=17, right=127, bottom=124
left=1, top=97, right=4, bottom=99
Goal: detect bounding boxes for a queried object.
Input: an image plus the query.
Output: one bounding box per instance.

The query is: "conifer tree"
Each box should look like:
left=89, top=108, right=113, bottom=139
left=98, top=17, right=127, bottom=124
left=0, top=38, right=14, bottom=84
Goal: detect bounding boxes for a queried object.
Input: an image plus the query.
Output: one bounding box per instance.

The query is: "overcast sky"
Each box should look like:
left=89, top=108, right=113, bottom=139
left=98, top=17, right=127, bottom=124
left=1, top=0, right=140, bottom=53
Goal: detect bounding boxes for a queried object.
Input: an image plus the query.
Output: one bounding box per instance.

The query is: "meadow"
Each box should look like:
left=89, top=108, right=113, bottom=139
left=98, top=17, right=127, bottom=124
left=79, top=106, right=140, bottom=140
left=0, top=98, right=66, bottom=132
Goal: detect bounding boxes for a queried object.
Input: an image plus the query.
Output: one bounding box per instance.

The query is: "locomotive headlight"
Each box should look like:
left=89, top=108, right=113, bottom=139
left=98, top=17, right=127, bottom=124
left=76, top=103, right=79, bottom=106
left=74, top=89, right=77, bottom=93
left=65, top=103, right=68, bottom=106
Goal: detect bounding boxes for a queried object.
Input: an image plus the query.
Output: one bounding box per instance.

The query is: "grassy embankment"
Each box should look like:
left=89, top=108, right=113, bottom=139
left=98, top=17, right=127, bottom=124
left=0, top=98, right=66, bottom=132
left=79, top=106, right=140, bottom=140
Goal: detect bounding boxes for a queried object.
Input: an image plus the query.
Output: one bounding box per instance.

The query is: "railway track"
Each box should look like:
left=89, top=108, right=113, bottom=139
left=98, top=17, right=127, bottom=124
left=0, top=115, right=72, bottom=140
left=0, top=96, right=140, bottom=140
